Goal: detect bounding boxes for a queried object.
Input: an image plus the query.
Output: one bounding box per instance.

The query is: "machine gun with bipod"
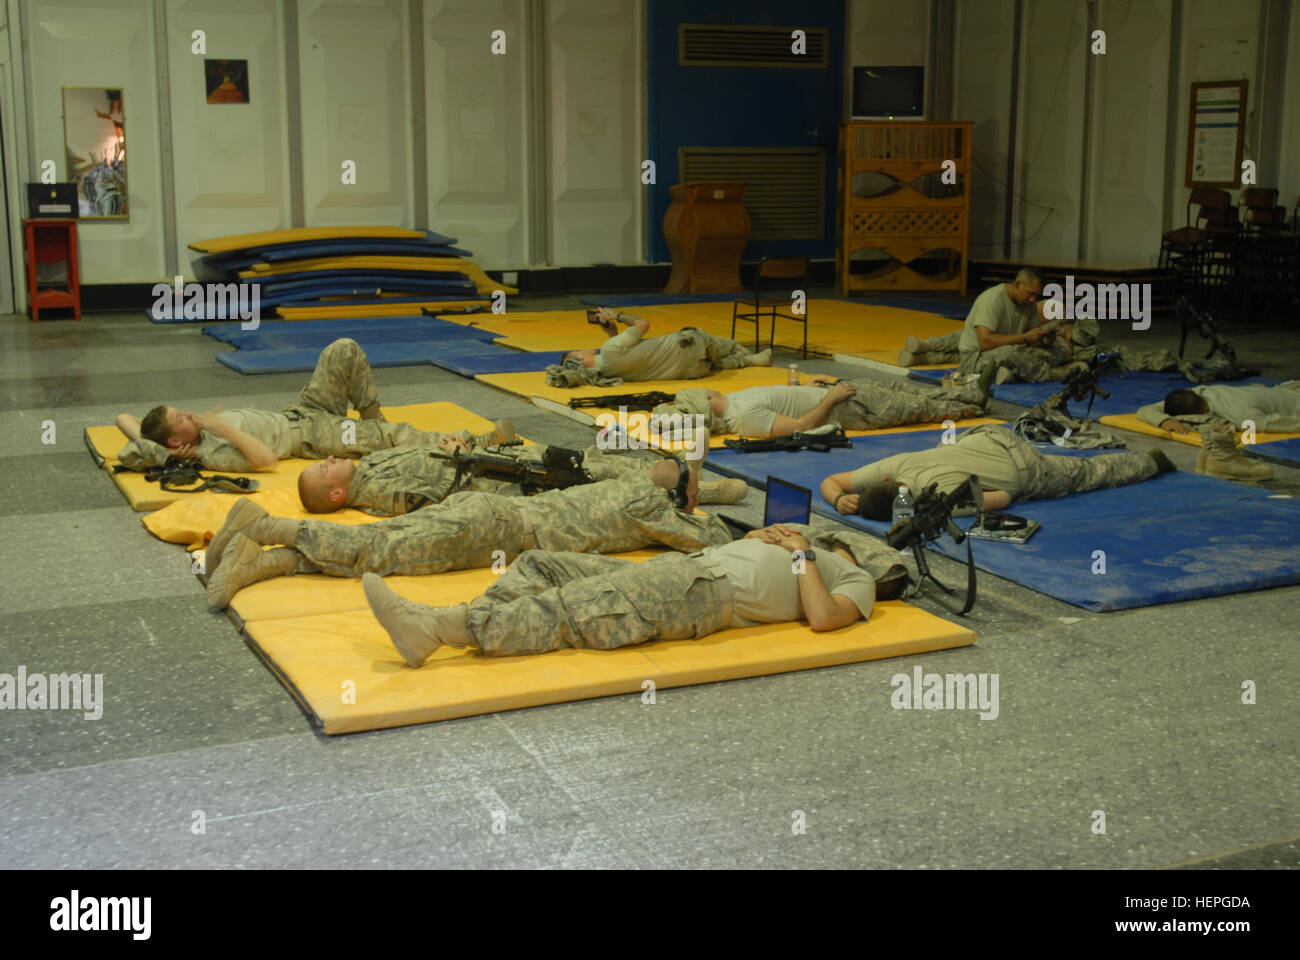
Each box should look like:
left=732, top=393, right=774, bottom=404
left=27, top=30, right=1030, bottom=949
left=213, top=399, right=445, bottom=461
left=723, top=427, right=854, bottom=454
left=568, top=391, right=677, bottom=411
left=881, top=476, right=983, bottom=615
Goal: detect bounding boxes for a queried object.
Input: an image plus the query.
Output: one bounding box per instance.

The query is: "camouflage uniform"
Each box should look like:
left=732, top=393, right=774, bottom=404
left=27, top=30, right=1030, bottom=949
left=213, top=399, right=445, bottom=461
left=599, top=326, right=757, bottom=381
left=294, top=473, right=732, bottom=578
left=832, top=378, right=987, bottom=430
left=961, top=424, right=1157, bottom=499
left=910, top=330, right=963, bottom=364
left=345, top=443, right=655, bottom=516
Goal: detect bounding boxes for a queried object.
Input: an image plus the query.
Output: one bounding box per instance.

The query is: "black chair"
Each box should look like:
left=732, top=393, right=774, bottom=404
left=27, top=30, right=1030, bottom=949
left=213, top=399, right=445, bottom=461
left=731, top=256, right=810, bottom=357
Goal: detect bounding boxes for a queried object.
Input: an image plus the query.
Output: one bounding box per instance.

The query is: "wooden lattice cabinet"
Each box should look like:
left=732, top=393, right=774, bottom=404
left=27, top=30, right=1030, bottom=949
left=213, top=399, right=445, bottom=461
left=837, top=121, right=972, bottom=296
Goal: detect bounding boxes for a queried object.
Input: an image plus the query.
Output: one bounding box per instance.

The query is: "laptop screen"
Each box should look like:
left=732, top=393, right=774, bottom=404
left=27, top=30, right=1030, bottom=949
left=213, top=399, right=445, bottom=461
left=763, top=477, right=812, bottom=527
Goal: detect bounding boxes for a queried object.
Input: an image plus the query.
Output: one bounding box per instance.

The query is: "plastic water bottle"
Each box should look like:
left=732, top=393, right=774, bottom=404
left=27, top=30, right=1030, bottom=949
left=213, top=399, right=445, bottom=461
left=788, top=364, right=799, bottom=386
left=891, top=484, right=915, bottom=525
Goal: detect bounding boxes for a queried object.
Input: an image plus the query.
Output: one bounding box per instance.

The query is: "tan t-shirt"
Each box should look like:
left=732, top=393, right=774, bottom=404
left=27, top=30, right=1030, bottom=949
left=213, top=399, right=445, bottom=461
left=958, top=284, right=1037, bottom=353
left=701, top=538, right=876, bottom=627
left=850, top=432, right=1023, bottom=497
left=596, top=327, right=692, bottom=381
left=722, top=385, right=829, bottom=436
left=195, top=409, right=295, bottom=472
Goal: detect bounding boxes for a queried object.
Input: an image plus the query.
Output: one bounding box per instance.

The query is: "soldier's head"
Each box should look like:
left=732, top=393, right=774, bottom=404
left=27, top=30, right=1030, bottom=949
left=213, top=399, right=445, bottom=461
left=1164, top=389, right=1210, bottom=416
left=562, top=349, right=598, bottom=368
left=141, top=405, right=201, bottom=448
left=1009, top=266, right=1045, bottom=305
left=855, top=479, right=904, bottom=521
left=298, top=456, right=357, bottom=513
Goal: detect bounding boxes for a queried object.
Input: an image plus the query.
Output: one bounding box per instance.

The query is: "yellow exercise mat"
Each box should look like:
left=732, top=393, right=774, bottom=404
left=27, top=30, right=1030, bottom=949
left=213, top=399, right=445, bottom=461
left=89, top=401, right=511, bottom=513
left=234, top=560, right=976, bottom=734
left=189, top=226, right=427, bottom=254
left=143, top=488, right=381, bottom=551
left=240, top=257, right=515, bottom=296
left=276, top=301, right=488, bottom=320
left=1098, top=413, right=1300, bottom=447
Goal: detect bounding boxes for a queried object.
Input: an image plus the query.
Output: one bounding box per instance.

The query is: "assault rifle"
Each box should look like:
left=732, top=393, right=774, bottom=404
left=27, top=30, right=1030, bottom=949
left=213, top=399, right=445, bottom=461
left=569, top=391, right=676, bottom=412
left=1175, top=297, right=1259, bottom=377
left=431, top=443, right=593, bottom=495
left=723, top=427, right=853, bottom=454
left=881, top=476, right=982, bottom=615
left=1045, top=350, right=1125, bottom=419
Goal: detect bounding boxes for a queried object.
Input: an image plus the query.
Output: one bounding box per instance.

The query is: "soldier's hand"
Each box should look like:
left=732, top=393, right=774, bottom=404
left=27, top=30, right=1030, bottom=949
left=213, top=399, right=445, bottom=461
left=171, top=442, right=199, bottom=460
left=807, top=375, right=835, bottom=386
left=835, top=493, right=860, bottom=515
left=778, top=532, right=811, bottom=553
left=439, top=435, right=471, bottom=453
left=828, top=383, right=856, bottom=402
left=1161, top=418, right=1191, bottom=435
left=1024, top=327, right=1047, bottom=345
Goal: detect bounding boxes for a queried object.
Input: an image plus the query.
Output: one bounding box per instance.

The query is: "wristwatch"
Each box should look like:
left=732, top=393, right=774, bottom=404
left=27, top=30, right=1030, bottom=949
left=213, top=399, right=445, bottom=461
left=801, top=549, right=817, bottom=562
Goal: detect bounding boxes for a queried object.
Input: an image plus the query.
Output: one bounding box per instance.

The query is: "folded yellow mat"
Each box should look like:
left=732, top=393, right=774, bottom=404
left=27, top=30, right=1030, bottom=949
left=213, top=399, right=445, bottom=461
left=188, top=226, right=427, bottom=254
left=90, top=401, right=511, bottom=513
left=276, top=301, right=488, bottom=320
left=144, top=488, right=383, bottom=551
left=232, top=558, right=976, bottom=734
left=1098, top=413, right=1300, bottom=447
left=240, top=257, right=516, bottom=296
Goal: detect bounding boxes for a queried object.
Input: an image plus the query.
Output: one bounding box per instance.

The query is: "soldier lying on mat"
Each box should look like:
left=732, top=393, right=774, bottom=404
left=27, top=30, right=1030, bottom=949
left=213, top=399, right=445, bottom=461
left=651, top=374, right=992, bottom=439
left=545, top=307, right=771, bottom=387
left=297, top=439, right=749, bottom=516
left=206, top=456, right=730, bottom=610
left=114, top=337, right=511, bottom=472
left=362, top=523, right=911, bottom=668
left=821, top=424, right=1175, bottom=518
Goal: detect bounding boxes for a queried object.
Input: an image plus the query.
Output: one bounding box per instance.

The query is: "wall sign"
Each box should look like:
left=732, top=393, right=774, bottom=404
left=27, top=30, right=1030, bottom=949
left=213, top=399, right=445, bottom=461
left=1185, top=79, right=1247, bottom=188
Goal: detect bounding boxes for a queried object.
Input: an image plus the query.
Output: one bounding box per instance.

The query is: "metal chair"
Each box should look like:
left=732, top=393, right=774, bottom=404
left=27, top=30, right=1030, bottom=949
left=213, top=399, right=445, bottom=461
left=731, top=256, right=810, bottom=357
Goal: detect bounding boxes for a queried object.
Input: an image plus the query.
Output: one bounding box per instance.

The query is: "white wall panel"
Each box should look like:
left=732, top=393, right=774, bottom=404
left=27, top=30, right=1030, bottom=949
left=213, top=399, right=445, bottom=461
left=28, top=0, right=166, bottom=282
left=166, top=0, right=290, bottom=273
left=546, top=0, right=640, bottom=267
left=298, top=0, right=411, bottom=227
left=1086, top=0, right=1171, bottom=264
left=848, top=0, right=928, bottom=69
left=1016, top=0, right=1088, bottom=263
left=952, top=0, right=1015, bottom=254
left=423, top=0, right=529, bottom=268
left=1279, top=4, right=1300, bottom=216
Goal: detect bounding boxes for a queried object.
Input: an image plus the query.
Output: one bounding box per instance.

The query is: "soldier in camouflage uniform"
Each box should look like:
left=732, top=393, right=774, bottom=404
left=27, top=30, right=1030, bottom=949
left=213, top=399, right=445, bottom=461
left=361, top=522, right=911, bottom=667
left=298, top=441, right=747, bottom=515
left=205, top=463, right=732, bottom=609
left=116, top=338, right=502, bottom=471
left=822, top=423, right=1175, bottom=518
left=653, top=375, right=989, bottom=437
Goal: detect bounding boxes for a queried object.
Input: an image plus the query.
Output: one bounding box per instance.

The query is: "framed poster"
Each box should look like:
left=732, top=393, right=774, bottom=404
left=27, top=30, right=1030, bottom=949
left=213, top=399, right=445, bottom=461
left=205, top=59, right=250, bottom=103
left=1185, top=79, right=1247, bottom=188
left=62, top=86, right=128, bottom=218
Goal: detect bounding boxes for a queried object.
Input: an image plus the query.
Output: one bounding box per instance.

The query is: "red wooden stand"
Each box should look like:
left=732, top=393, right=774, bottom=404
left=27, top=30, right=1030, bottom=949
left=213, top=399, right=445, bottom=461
left=23, top=218, right=82, bottom=322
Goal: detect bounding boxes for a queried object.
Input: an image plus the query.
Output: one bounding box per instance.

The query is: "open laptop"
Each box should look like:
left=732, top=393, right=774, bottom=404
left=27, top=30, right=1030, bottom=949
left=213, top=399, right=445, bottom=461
left=719, top=476, right=812, bottom=539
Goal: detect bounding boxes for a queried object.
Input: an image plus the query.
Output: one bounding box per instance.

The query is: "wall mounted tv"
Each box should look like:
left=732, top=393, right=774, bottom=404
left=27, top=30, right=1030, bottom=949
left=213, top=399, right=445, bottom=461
left=852, top=66, right=925, bottom=119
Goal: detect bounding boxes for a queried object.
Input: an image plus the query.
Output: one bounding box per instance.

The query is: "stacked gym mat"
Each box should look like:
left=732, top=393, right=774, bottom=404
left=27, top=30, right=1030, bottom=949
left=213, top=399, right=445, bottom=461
left=154, top=226, right=516, bottom=322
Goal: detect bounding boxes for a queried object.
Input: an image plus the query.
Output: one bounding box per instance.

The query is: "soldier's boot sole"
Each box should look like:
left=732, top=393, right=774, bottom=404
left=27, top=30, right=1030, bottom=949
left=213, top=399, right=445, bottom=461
left=698, top=478, right=748, bottom=504
left=207, top=498, right=277, bottom=575
left=362, top=574, right=468, bottom=667
left=207, top=536, right=297, bottom=611
left=1202, top=454, right=1273, bottom=483
left=898, top=349, right=916, bottom=367
left=904, top=336, right=923, bottom=354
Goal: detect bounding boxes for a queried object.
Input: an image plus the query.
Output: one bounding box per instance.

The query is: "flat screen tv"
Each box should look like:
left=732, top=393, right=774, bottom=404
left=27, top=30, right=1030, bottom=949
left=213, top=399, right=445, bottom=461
left=852, top=66, right=925, bottom=119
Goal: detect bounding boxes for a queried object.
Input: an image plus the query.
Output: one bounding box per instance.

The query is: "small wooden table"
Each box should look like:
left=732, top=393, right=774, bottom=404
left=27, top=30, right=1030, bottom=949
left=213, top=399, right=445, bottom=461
left=23, top=218, right=82, bottom=322
left=663, top=181, right=750, bottom=294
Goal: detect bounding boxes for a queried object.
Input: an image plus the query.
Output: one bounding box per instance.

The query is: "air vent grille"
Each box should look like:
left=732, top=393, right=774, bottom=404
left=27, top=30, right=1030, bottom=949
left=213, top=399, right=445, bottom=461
left=679, top=24, right=829, bottom=68
left=680, top=148, right=825, bottom=240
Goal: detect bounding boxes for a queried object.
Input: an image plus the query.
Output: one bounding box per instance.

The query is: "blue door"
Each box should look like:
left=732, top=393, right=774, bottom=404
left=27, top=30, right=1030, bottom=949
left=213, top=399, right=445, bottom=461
left=647, top=0, right=846, bottom=263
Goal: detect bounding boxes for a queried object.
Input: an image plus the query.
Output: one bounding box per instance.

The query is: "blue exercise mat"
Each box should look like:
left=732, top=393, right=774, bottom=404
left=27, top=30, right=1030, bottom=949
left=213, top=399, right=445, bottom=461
left=910, top=368, right=1283, bottom=414
left=199, top=229, right=459, bottom=261
left=426, top=342, right=565, bottom=377
left=203, top=243, right=472, bottom=271
left=149, top=294, right=488, bottom=324
left=705, top=427, right=1300, bottom=611
left=203, top=316, right=503, bottom=350
left=252, top=270, right=474, bottom=291
left=1245, top=436, right=1300, bottom=467
left=216, top=341, right=452, bottom=374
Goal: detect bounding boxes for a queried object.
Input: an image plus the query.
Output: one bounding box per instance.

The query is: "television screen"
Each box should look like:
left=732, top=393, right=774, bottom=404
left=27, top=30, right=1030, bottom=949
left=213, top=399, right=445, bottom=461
left=852, top=66, right=925, bottom=118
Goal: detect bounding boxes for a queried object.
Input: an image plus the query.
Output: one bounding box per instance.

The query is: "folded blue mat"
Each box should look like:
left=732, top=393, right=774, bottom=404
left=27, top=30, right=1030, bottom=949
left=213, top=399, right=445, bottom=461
left=910, top=368, right=1282, bottom=414
left=200, top=229, right=459, bottom=263
left=255, top=271, right=474, bottom=291
left=705, top=427, right=1300, bottom=611
left=427, top=342, right=565, bottom=377
left=149, top=294, right=488, bottom=324
left=203, top=243, right=472, bottom=271
left=1245, top=436, right=1300, bottom=467
left=203, top=316, right=503, bottom=350
left=216, top=342, right=452, bottom=374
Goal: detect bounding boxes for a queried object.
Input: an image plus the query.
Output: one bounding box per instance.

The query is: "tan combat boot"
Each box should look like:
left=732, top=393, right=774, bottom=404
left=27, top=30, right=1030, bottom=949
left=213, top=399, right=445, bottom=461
left=698, top=478, right=748, bottom=504
left=206, top=535, right=301, bottom=611
left=362, top=573, right=469, bottom=667
left=747, top=349, right=773, bottom=367
left=1197, top=420, right=1273, bottom=482
left=206, top=498, right=300, bottom=575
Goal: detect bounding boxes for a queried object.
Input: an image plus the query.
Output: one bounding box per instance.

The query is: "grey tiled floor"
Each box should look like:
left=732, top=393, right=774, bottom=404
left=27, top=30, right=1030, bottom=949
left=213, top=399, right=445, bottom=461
left=0, top=294, right=1296, bottom=869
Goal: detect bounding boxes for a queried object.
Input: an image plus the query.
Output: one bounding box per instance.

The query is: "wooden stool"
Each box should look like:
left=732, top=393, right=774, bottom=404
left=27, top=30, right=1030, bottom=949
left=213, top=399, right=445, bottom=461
left=663, top=181, right=749, bottom=294
left=24, top=218, right=82, bottom=322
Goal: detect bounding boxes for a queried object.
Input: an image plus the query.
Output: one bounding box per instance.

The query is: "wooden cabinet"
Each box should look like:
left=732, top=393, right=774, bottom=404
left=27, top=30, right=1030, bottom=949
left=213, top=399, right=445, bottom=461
left=836, top=122, right=971, bottom=297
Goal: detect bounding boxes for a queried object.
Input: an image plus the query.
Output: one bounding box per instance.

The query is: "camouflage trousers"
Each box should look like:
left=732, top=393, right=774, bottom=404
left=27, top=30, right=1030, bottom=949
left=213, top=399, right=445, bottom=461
left=913, top=331, right=963, bottom=364
left=283, top=338, right=478, bottom=457
left=1075, top=344, right=1185, bottom=375
left=833, top=378, right=986, bottom=429
left=962, top=425, right=1157, bottom=499
left=465, top=550, right=728, bottom=655
left=957, top=342, right=1073, bottom=381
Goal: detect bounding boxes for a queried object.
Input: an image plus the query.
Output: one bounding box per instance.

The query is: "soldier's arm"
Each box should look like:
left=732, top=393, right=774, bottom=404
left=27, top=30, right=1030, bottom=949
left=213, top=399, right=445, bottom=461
left=201, top=414, right=278, bottom=470
left=821, top=472, right=859, bottom=515
left=116, top=413, right=142, bottom=440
